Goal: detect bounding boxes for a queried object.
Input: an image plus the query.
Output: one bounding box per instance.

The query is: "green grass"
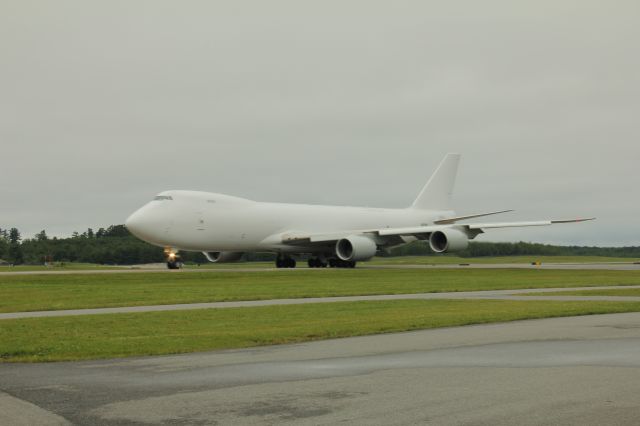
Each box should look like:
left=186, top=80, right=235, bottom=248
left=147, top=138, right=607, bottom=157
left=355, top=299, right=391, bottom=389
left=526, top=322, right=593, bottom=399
left=527, top=288, right=640, bottom=297
left=2, top=269, right=640, bottom=314
left=0, top=262, right=272, bottom=272
left=370, top=255, right=638, bottom=265
left=2, top=299, right=640, bottom=362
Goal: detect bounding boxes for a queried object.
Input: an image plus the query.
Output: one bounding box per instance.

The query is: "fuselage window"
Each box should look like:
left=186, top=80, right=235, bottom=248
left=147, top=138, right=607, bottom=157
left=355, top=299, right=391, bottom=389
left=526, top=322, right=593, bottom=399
left=153, top=195, right=174, bottom=201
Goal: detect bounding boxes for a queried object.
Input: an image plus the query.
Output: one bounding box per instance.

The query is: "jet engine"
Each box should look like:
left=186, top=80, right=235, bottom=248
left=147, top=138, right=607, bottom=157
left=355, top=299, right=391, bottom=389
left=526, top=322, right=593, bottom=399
left=429, top=229, right=469, bottom=253
left=336, top=235, right=377, bottom=261
left=202, top=251, right=244, bottom=263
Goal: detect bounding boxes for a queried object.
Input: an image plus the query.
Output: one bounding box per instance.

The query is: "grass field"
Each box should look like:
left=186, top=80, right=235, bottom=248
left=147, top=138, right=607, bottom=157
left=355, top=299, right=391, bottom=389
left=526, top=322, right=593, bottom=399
left=2, top=299, right=640, bottom=362
left=2, top=269, right=640, bottom=313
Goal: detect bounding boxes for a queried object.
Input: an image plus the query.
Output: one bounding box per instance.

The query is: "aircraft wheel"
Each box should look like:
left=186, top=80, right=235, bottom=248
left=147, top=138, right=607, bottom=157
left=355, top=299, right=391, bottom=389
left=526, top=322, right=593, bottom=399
left=328, top=259, right=356, bottom=268
left=308, top=258, right=326, bottom=268
left=278, top=257, right=296, bottom=268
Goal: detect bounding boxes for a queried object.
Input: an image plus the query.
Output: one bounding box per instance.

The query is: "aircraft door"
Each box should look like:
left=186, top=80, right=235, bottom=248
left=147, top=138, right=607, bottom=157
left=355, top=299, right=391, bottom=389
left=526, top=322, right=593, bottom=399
left=195, top=212, right=206, bottom=231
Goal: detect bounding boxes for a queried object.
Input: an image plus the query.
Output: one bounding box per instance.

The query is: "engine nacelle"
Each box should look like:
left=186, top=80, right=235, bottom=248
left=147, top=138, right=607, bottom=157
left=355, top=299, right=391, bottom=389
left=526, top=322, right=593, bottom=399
left=429, top=229, right=469, bottom=253
left=202, top=251, right=244, bottom=263
left=336, top=235, right=377, bottom=261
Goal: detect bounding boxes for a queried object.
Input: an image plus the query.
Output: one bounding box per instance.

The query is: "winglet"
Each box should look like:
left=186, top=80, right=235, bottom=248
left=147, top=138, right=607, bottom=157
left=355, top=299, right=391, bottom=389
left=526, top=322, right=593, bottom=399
left=411, top=153, right=460, bottom=211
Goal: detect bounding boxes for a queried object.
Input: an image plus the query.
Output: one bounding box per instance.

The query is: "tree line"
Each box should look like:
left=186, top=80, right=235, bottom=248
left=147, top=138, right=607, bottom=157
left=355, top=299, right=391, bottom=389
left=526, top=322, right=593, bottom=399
left=0, top=225, right=638, bottom=265
left=0, top=225, right=169, bottom=265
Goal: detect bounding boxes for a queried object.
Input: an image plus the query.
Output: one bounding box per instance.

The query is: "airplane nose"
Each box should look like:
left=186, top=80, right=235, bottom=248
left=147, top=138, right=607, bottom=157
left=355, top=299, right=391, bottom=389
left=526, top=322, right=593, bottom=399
left=125, top=209, right=144, bottom=236
left=125, top=204, right=168, bottom=245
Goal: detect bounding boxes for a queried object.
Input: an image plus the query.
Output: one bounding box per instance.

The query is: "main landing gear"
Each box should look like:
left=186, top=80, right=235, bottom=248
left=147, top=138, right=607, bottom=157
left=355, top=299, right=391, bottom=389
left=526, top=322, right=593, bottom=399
left=308, top=257, right=327, bottom=268
left=276, top=256, right=357, bottom=269
left=276, top=256, right=297, bottom=268
left=306, top=257, right=356, bottom=268
left=328, top=258, right=356, bottom=268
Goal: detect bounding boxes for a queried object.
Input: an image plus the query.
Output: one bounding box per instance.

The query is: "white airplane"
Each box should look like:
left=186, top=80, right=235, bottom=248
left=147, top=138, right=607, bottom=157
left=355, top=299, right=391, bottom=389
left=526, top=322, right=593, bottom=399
left=125, top=154, right=594, bottom=269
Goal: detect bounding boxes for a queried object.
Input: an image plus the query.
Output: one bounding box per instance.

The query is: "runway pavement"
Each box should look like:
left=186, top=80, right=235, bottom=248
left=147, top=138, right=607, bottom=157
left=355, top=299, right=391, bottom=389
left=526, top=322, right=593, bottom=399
left=2, top=285, right=640, bottom=320
left=370, top=262, right=640, bottom=271
left=1, top=262, right=639, bottom=275
left=2, top=312, right=640, bottom=425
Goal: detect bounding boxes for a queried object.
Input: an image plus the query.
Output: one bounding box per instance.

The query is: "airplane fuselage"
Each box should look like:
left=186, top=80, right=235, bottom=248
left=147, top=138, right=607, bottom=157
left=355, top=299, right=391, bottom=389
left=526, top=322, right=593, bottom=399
left=126, top=190, right=452, bottom=254
left=125, top=154, right=592, bottom=269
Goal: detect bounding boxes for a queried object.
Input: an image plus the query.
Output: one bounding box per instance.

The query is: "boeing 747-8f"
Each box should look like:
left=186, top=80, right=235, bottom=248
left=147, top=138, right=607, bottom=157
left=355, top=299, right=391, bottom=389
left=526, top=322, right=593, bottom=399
left=125, top=154, right=594, bottom=269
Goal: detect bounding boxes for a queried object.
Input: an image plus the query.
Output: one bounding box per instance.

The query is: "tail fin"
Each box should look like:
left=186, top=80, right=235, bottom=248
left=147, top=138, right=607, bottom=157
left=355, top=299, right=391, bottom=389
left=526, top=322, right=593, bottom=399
left=411, top=153, right=460, bottom=210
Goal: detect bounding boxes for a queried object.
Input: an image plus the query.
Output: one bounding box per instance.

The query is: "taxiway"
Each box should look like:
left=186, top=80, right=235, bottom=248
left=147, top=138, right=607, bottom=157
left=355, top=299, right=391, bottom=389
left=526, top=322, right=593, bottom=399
left=2, top=313, right=640, bottom=425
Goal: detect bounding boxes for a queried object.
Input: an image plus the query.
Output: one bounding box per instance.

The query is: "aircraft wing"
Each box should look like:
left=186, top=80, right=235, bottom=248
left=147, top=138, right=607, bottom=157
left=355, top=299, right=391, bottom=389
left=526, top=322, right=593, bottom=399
left=465, top=218, right=596, bottom=230
left=281, top=218, right=595, bottom=245
left=379, top=218, right=596, bottom=236
left=433, top=210, right=514, bottom=224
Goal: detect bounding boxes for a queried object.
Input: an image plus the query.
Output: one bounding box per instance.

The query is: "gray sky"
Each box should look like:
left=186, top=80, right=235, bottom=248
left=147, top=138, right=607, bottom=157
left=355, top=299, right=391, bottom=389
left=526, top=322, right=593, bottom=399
left=1, top=0, right=639, bottom=245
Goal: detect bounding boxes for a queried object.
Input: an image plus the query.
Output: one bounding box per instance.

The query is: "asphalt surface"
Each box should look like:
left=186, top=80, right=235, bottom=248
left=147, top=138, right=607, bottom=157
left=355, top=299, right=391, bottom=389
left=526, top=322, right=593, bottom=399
left=2, top=312, right=640, bottom=425
left=1, top=262, right=639, bottom=275
left=2, top=285, right=640, bottom=320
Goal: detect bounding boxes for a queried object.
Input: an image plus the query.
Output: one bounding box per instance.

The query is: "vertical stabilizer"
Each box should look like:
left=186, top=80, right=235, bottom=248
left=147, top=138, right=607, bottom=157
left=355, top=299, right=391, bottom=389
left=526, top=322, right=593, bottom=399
left=411, top=153, right=460, bottom=210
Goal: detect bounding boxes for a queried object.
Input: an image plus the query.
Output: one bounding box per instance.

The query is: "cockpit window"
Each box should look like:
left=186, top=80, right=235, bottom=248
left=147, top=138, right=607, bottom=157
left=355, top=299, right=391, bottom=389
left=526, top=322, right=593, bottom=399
left=153, top=195, right=173, bottom=201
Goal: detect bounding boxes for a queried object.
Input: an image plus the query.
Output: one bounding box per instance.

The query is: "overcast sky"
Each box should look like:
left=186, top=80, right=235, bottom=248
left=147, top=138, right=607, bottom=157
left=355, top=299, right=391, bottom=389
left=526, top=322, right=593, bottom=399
left=1, top=0, right=638, bottom=246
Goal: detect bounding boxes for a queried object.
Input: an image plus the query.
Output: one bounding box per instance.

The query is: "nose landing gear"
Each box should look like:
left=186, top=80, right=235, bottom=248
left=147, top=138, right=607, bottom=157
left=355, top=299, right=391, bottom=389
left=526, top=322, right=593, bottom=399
left=165, top=248, right=182, bottom=270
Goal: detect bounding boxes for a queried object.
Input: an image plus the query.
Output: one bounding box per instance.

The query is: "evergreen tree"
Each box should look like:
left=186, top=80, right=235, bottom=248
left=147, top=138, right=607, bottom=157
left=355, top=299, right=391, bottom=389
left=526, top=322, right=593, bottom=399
left=8, top=228, right=23, bottom=264
left=0, top=230, right=8, bottom=260
left=9, top=228, right=21, bottom=244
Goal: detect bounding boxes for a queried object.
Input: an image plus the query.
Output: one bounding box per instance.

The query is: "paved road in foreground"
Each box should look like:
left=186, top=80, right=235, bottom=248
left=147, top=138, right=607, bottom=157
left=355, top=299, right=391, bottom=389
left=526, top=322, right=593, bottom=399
left=2, top=312, right=640, bottom=425
left=2, top=285, right=640, bottom=320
